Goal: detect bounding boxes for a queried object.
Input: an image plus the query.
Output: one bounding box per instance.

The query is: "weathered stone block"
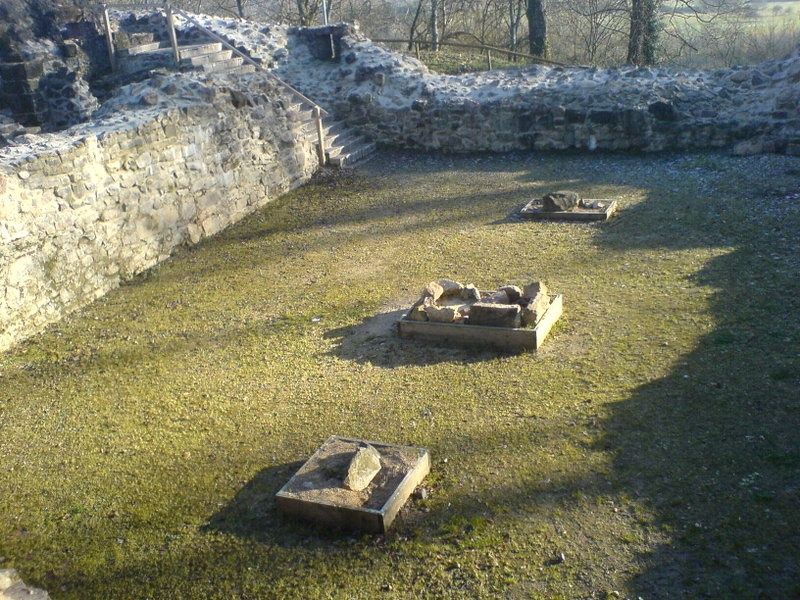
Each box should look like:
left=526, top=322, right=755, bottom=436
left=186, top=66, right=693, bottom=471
left=542, top=190, right=580, bottom=212
left=468, top=302, right=522, bottom=328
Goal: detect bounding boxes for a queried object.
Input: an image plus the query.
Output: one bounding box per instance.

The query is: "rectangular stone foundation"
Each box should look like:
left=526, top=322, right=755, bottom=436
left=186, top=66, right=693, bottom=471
left=520, top=199, right=618, bottom=222
left=397, top=294, right=563, bottom=352
left=276, top=436, right=430, bottom=533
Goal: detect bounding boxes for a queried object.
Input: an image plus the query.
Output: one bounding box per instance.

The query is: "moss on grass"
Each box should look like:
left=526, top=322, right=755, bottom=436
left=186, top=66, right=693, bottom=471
left=1, top=150, right=799, bottom=598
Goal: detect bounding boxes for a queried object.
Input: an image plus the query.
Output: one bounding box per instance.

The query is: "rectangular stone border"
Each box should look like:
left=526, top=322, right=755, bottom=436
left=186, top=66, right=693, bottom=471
left=397, top=294, right=563, bottom=352
left=520, top=199, right=618, bottom=222
left=276, top=436, right=431, bottom=533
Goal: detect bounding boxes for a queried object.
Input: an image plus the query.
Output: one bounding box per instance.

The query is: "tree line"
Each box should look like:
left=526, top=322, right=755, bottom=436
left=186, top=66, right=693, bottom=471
left=167, top=0, right=799, bottom=67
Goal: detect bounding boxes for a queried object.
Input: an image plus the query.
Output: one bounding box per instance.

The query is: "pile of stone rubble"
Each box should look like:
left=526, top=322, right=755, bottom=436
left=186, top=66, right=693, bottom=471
left=406, top=279, right=552, bottom=328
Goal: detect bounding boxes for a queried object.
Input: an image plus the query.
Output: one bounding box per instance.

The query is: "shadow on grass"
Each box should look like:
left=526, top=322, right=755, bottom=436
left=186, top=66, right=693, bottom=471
left=593, top=181, right=800, bottom=597
left=200, top=460, right=361, bottom=548
left=6, top=150, right=800, bottom=598
left=322, top=308, right=511, bottom=367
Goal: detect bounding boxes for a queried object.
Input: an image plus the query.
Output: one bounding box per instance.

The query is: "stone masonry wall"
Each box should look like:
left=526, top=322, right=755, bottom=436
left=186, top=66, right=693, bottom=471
left=0, top=73, right=319, bottom=351
left=180, top=15, right=800, bottom=156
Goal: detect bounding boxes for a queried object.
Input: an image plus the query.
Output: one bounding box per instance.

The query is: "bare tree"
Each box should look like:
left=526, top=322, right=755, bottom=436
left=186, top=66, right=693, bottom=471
left=563, top=0, right=628, bottom=63
left=408, top=0, right=424, bottom=48
left=527, top=0, right=547, bottom=56
left=295, top=0, right=322, bottom=25
left=627, top=0, right=658, bottom=64
left=430, top=0, right=440, bottom=49
left=506, top=0, right=525, bottom=55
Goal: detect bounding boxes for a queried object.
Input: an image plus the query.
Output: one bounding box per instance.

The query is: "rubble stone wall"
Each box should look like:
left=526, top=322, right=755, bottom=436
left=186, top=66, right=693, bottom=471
left=186, top=17, right=799, bottom=156
left=321, top=39, right=800, bottom=155
left=331, top=96, right=741, bottom=153
left=0, top=76, right=318, bottom=351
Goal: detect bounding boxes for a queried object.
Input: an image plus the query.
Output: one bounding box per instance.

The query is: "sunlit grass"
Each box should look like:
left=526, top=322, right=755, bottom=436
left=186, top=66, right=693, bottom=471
left=0, top=150, right=798, bottom=599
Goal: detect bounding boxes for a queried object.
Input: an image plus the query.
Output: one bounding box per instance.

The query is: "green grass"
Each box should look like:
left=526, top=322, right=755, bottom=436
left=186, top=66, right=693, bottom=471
left=1, top=150, right=799, bottom=598
left=387, top=44, right=534, bottom=74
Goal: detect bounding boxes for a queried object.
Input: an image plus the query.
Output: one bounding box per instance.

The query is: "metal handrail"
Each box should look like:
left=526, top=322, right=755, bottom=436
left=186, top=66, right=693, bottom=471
left=99, top=2, right=329, bottom=163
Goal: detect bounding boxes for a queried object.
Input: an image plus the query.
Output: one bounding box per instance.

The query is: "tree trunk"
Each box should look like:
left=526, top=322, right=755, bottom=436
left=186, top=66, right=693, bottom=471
left=509, top=0, right=517, bottom=59
left=408, top=0, right=424, bottom=50
left=430, top=0, right=440, bottom=51
left=296, top=0, right=319, bottom=26
left=527, top=0, right=547, bottom=58
left=236, top=0, right=245, bottom=18
left=627, top=0, right=659, bottom=65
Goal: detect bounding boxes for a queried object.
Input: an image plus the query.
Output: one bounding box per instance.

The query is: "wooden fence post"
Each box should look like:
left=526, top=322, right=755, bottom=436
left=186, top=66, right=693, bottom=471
left=166, top=4, right=180, bottom=66
left=415, top=41, right=420, bottom=60
left=101, top=4, right=116, bottom=72
left=314, top=106, right=326, bottom=167
left=486, top=50, right=492, bottom=70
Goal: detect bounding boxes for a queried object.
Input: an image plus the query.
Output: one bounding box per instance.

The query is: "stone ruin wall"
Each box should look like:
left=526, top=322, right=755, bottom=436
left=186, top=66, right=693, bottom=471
left=332, top=95, right=738, bottom=154
left=201, top=21, right=798, bottom=156
left=320, top=39, right=800, bottom=155
left=0, top=76, right=319, bottom=351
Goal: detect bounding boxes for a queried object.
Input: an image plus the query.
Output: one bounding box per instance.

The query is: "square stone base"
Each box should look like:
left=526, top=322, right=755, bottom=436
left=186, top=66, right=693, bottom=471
left=276, top=436, right=430, bottom=533
left=520, top=199, right=617, bottom=221
left=398, top=294, right=563, bottom=352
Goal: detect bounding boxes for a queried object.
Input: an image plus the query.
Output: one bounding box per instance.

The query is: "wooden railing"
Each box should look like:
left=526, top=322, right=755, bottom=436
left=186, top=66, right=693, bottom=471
left=99, top=2, right=329, bottom=165
left=372, top=38, right=568, bottom=68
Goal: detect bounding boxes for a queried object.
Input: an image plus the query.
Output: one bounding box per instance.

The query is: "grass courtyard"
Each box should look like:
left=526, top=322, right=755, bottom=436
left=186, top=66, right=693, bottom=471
left=1, top=150, right=799, bottom=598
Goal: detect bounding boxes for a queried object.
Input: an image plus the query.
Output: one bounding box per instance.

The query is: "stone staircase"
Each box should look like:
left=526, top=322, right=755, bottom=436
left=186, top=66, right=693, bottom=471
left=294, top=105, right=376, bottom=167
left=324, top=122, right=377, bottom=167
left=113, top=32, right=374, bottom=167
left=115, top=32, right=255, bottom=77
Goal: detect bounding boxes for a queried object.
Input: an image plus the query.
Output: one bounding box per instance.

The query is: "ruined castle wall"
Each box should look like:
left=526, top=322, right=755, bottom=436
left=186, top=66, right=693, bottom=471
left=188, top=17, right=799, bottom=156
left=330, top=96, right=742, bottom=153
left=0, top=78, right=318, bottom=351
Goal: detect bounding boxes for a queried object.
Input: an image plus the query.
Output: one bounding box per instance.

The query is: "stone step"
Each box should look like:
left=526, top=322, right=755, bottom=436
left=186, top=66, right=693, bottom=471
left=289, top=103, right=320, bottom=118
left=215, top=64, right=257, bottom=76
left=113, top=31, right=157, bottom=49
left=119, top=41, right=165, bottom=56
left=326, top=134, right=365, bottom=157
left=181, top=49, right=233, bottom=66
left=179, top=42, right=224, bottom=59
left=328, top=142, right=377, bottom=167
left=119, top=42, right=224, bottom=61
left=302, top=118, right=344, bottom=138
left=324, top=127, right=349, bottom=146
left=201, top=57, right=244, bottom=73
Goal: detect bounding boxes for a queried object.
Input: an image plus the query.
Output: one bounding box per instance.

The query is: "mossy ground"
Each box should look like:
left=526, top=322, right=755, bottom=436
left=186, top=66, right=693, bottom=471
left=1, top=150, right=799, bottom=599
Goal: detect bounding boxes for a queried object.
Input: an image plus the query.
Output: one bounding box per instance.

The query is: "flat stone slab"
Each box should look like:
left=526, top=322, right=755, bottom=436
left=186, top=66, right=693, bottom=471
left=398, top=294, right=563, bottom=353
left=520, top=198, right=618, bottom=222
left=276, top=436, right=430, bottom=533
left=0, top=569, right=50, bottom=599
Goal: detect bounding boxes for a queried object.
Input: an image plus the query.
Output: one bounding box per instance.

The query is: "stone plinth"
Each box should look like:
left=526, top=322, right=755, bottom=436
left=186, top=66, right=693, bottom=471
left=276, top=436, right=430, bottom=533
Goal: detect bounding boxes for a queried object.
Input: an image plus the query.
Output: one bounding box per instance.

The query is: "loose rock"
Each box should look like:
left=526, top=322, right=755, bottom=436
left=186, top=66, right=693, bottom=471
left=422, top=281, right=444, bottom=302
left=407, top=303, right=428, bottom=321
left=522, top=281, right=549, bottom=300
left=437, top=278, right=464, bottom=297
left=483, top=290, right=511, bottom=304
left=424, top=304, right=459, bottom=323
left=0, top=569, right=50, bottom=599
left=499, top=285, right=522, bottom=303
left=542, top=191, right=581, bottom=212
left=521, top=292, right=551, bottom=326
left=343, top=444, right=382, bottom=491
left=460, top=284, right=481, bottom=301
